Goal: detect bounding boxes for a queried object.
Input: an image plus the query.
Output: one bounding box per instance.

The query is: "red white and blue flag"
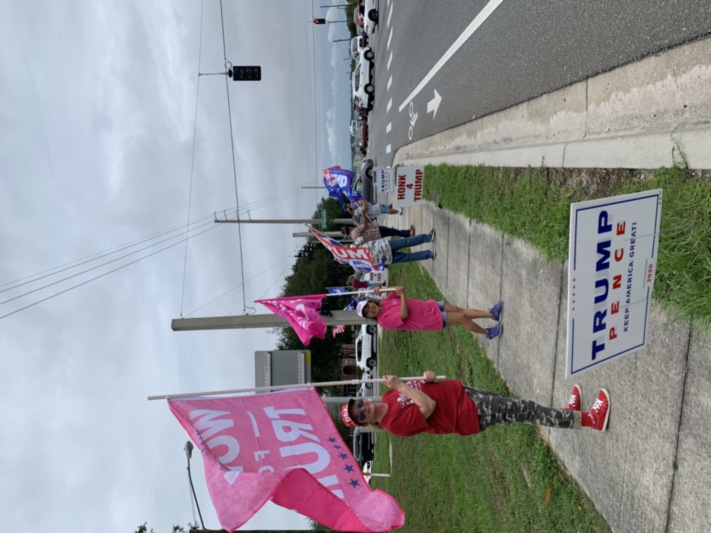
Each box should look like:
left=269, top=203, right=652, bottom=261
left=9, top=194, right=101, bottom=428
left=169, top=389, right=405, bottom=532
left=309, top=227, right=384, bottom=272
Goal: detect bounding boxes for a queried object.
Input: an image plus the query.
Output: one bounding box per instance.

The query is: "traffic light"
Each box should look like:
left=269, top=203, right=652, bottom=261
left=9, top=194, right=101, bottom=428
left=313, top=18, right=326, bottom=24
left=228, top=66, right=261, bottom=81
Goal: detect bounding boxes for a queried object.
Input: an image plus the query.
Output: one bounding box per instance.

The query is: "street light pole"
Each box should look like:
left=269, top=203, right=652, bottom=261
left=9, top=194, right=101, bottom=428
left=184, top=441, right=206, bottom=529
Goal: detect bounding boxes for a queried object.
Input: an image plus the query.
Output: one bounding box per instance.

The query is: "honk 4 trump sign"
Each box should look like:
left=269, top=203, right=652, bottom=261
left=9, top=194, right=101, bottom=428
left=392, top=165, right=424, bottom=208
left=566, top=190, right=662, bottom=377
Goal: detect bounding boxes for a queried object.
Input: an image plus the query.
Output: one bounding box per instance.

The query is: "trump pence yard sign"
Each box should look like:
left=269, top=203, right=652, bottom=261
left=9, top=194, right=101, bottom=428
left=566, top=190, right=662, bottom=377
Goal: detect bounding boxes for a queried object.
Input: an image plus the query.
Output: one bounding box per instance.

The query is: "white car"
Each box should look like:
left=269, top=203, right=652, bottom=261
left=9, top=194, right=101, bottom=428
left=350, top=35, right=367, bottom=60
left=363, top=0, right=378, bottom=35
left=352, top=47, right=375, bottom=111
left=357, top=376, right=373, bottom=394
left=354, top=323, right=378, bottom=371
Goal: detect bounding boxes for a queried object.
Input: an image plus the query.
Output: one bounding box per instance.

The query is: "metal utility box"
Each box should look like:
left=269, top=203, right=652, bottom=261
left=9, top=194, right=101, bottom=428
left=254, top=350, right=311, bottom=390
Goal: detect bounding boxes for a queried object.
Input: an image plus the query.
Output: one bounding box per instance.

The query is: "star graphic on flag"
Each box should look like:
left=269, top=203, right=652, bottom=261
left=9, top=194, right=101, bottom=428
left=349, top=479, right=360, bottom=488
left=343, top=464, right=354, bottom=473
left=328, top=437, right=337, bottom=443
left=339, top=453, right=348, bottom=460
left=333, top=444, right=342, bottom=449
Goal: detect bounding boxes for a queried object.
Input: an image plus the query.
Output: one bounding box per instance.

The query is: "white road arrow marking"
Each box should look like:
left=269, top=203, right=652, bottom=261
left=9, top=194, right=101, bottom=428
left=427, top=89, right=442, bottom=119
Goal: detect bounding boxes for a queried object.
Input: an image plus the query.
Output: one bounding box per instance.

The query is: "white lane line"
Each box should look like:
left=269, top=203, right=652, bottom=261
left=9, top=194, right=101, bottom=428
left=386, top=98, right=392, bottom=113
left=387, top=75, right=392, bottom=91
left=387, top=2, right=394, bottom=28
left=387, top=27, right=393, bottom=51
left=387, top=50, right=393, bottom=71
left=398, top=0, right=503, bottom=113
left=386, top=122, right=392, bottom=133
left=386, top=144, right=392, bottom=154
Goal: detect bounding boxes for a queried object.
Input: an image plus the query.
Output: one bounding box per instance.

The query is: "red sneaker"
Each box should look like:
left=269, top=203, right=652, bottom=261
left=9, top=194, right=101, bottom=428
left=563, top=384, right=582, bottom=411
left=582, top=389, right=610, bottom=431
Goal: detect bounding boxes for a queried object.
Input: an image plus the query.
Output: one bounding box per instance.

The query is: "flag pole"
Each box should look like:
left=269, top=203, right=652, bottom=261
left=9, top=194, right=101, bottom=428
left=147, top=375, right=446, bottom=401
left=323, top=287, right=397, bottom=298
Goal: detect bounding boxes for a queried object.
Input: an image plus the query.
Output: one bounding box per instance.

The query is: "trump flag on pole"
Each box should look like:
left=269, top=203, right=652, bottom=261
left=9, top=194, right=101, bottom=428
left=309, top=227, right=384, bottom=272
left=169, top=389, right=405, bottom=532
left=256, top=294, right=328, bottom=346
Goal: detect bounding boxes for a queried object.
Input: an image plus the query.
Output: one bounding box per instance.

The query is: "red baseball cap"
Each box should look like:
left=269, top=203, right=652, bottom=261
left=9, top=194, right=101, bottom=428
left=340, top=399, right=359, bottom=428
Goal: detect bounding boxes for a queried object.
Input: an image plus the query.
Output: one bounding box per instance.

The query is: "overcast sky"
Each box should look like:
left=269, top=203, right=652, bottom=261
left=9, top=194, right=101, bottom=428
left=0, top=1, right=352, bottom=531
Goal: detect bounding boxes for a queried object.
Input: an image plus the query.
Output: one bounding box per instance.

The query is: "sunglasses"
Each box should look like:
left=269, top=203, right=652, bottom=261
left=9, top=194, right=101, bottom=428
left=353, top=399, right=367, bottom=422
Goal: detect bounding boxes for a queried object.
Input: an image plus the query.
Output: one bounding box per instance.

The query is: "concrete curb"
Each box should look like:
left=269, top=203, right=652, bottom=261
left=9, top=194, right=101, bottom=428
left=395, top=35, right=711, bottom=170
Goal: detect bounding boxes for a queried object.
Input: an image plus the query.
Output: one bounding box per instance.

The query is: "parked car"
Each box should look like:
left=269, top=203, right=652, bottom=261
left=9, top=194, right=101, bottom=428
left=363, top=0, right=379, bottom=35
left=351, top=47, right=375, bottom=110
left=350, top=158, right=375, bottom=202
left=350, top=35, right=367, bottom=60
left=358, top=121, right=369, bottom=155
left=354, top=323, right=378, bottom=371
left=359, top=158, right=374, bottom=180
left=358, top=380, right=372, bottom=393
left=353, top=427, right=374, bottom=467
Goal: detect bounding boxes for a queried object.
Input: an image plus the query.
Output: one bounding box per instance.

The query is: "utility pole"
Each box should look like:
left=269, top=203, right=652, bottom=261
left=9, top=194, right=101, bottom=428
left=213, top=216, right=353, bottom=225
left=172, top=311, right=369, bottom=332
left=293, top=231, right=344, bottom=238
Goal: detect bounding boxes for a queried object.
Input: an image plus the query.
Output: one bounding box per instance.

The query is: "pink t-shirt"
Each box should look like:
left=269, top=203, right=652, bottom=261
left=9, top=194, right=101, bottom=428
left=379, top=380, right=480, bottom=437
left=377, top=293, right=443, bottom=331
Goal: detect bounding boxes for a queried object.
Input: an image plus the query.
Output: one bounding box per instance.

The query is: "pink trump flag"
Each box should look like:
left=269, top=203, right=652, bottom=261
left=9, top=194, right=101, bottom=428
left=169, top=389, right=405, bottom=532
left=256, top=294, right=328, bottom=346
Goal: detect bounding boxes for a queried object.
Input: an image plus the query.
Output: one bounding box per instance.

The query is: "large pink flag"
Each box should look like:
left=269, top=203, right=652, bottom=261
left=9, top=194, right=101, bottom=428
left=256, top=294, right=328, bottom=345
left=169, top=389, right=405, bottom=532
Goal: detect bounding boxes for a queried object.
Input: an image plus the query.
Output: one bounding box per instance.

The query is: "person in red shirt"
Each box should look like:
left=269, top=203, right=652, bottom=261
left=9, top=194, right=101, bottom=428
left=340, top=372, right=611, bottom=436
left=356, top=285, right=504, bottom=339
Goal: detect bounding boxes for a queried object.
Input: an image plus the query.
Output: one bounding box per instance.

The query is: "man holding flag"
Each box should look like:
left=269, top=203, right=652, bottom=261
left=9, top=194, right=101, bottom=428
left=341, top=371, right=611, bottom=436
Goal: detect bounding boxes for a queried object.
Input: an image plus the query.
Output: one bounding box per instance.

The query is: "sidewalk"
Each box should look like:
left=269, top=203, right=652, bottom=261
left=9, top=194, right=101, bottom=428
left=385, top=36, right=711, bottom=533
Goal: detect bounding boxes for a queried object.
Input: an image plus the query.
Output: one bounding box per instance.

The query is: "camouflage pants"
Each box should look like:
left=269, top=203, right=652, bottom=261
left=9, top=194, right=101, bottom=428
left=464, top=387, right=579, bottom=431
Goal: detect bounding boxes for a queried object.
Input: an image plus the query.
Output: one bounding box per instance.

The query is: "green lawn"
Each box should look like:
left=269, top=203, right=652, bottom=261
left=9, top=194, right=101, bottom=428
left=424, top=164, right=711, bottom=328
left=371, top=263, right=610, bottom=533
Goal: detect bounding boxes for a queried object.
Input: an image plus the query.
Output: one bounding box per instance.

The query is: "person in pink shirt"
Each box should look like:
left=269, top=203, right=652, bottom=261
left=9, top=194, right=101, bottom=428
left=356, top=285, right=504, bottom=339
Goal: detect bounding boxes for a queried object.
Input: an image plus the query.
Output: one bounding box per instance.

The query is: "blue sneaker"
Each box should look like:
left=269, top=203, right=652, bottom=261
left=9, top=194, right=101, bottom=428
left=486, top=323, right=503, bottom=340
left=489, top=300, right=503, bottom=322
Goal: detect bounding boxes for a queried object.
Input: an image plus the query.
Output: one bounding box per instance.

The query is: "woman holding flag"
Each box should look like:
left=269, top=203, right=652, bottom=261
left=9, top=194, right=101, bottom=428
left=356, top=285, right=504, bottom=339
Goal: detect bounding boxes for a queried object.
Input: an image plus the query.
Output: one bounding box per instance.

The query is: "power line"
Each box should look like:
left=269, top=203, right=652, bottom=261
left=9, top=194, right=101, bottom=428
left=219, top=0, right=249, bottom=314
left=0, top=219, right=218, bottom=310
left=0, top=224, right=219, bottom=322
left=181, top=0, right=207, bottom=317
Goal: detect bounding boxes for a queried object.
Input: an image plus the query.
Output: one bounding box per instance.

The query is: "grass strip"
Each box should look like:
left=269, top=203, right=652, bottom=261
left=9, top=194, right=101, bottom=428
left=424, top=165, right=711, bottom=328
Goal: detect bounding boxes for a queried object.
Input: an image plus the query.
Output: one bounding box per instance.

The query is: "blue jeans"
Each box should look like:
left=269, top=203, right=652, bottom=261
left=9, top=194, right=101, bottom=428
left=379, top=225, right=410, bottom=238
left=388, top=233, right=433, bottom=264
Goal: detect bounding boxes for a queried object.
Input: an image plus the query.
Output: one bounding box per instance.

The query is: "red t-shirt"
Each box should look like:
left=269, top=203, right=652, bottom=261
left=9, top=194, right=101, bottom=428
left=379, top=380, right=480, bottom=437
left=377, top=293, right=443, bottom=331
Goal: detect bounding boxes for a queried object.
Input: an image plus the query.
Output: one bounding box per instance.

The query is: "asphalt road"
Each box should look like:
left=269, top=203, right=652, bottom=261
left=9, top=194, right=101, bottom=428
left=366, top=0, right=711, bottom=166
